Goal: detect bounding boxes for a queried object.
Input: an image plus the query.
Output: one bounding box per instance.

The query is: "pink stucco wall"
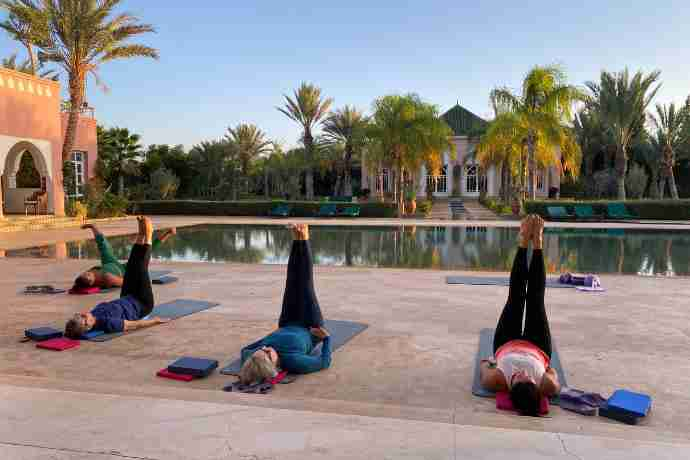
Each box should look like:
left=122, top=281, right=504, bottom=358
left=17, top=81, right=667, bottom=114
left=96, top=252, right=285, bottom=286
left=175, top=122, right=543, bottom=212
left=0, top=67, right=98, bottom=216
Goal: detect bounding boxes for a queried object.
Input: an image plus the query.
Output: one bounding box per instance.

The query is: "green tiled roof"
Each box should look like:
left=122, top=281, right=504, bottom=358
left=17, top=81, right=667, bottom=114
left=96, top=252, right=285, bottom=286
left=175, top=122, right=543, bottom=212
left=441, top=103, right=488, bottom=137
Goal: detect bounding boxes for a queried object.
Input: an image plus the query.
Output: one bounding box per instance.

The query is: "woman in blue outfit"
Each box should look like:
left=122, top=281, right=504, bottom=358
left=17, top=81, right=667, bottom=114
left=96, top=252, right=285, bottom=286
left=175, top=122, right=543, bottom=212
left=238, top=224, right=331, bottom=384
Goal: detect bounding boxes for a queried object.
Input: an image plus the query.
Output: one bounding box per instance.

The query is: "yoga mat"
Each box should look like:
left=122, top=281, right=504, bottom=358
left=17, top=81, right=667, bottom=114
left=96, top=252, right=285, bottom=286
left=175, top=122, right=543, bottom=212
left=220, top=319, right=369, bottom=375
left=87, top=299, right=220, bottom=342
left=69, top=271, right=175, bottom=295
left=152, top=275, right=178, bottom=285
left=446, top=275, right=572, bottom=289
left=472, top=328, right=568, bottom=404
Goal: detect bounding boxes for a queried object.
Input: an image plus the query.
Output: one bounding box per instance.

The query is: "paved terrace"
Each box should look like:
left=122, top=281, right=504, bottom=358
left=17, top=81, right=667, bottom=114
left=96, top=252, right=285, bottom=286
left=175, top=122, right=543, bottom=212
left=0, top=217, right=689, bottom=459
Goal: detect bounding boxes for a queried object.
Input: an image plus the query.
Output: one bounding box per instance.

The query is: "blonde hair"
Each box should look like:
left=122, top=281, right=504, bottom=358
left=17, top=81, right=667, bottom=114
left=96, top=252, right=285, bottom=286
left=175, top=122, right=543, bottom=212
left=239, top=352, right=278, bottom=384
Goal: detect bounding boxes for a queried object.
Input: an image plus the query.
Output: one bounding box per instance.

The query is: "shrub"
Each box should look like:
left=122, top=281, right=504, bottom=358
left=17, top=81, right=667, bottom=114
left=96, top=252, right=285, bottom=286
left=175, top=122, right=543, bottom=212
left=525, top=199, right=690, bottom=220
left=131, top=200, right=397, bottom=218
left=417, top=200, right=433, bottom=217
left=626, top=163, right=648, bottom=199
left=592, top=168, right=617, bottom=198
left=65, top=199, right=88, bottom=220
left=150, top=167, right=180, bottom=200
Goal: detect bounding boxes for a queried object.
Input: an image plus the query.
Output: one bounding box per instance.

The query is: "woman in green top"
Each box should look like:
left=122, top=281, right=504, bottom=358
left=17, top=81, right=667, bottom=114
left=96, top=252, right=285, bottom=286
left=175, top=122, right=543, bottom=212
left=72, top=223, right=176, bottom=290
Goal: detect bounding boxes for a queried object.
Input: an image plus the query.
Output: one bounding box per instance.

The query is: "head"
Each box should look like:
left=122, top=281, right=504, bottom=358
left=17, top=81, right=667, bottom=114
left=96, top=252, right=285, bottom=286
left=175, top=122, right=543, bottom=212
left=238, top=347, right=279, bottom=384
left=64, top=312, right=96, bottom=339
left=509, top=379, right=541, bottom=417
left=73, top=271, right=96, bottom=289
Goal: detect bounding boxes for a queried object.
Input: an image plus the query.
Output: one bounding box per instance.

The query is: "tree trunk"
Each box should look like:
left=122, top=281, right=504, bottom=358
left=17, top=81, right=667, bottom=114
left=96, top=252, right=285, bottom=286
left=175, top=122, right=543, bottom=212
left=526, top=132, right=537, bottom=200
left=343, top=145, right=353, bottom=197
left=118, top=175, right=124, bottom=196
left=304, top=130, right=314, bottom=199
left=62, top=75, right=84, bottom=163
left=264, top=170, right=269, bottom=199
left=615, top=144, right=627, bottom=200
left=23, top=41, right=37, bottom=76
left=665, top=147, right=679, bottom=199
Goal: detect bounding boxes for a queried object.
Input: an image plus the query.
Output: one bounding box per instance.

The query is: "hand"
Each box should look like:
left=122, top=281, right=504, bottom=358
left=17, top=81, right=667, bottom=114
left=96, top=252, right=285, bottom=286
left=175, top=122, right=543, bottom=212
left=81, top=224, right=95, bottom=230
left=309, top=326, right=330, bottom=340
left=169, top=227, right=177, bottom=236
left=153, top=317, right=171, bottom=325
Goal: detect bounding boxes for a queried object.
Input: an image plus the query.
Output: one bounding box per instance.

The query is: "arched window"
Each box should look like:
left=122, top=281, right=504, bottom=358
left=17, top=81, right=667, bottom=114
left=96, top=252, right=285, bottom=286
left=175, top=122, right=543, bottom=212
left=16, top=151, right=41, bottom=188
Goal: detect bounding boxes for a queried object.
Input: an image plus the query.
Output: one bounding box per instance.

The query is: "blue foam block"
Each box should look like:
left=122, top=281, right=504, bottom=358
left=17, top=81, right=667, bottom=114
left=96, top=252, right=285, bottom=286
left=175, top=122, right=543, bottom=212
left=167, top=357, right=218, bottom=378
left=25, top=327, right=63, bottom=342
left=607, top=390, right=652, bottom=418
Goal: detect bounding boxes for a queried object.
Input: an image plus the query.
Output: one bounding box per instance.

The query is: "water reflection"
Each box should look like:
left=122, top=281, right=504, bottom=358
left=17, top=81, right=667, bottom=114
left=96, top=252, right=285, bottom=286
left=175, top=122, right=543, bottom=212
left=6, top=225, right=690, bottom=275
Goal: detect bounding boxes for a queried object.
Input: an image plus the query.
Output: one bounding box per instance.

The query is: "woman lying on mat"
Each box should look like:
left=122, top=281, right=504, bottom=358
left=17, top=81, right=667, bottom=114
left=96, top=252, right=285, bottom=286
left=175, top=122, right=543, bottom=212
left=239, top=224, right=331, bottom=384
left=64, top=217, right=168, bottom=338
left=72, top=223, right=176, bottom=290
left=480, top=215, right=561, bottom=416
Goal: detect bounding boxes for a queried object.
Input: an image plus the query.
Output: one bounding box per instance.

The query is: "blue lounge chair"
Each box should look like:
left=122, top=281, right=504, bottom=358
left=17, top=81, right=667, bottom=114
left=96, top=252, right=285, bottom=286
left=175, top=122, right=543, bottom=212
left=606, top=203, right=635, bottom=220
left=269, top=204, right=291, bottom=217
left=574, top=204, right=599, bottom=221
left=337, top=205, right=360, bottom=217
left=546, top=206, right=574, bottom=221
left=317, top=203, right=337, bottom=217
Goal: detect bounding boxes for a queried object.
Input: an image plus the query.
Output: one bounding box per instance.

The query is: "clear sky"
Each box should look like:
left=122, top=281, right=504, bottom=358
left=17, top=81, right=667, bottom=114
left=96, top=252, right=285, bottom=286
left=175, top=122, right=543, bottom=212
left=2, top=1, right=689, bottom=149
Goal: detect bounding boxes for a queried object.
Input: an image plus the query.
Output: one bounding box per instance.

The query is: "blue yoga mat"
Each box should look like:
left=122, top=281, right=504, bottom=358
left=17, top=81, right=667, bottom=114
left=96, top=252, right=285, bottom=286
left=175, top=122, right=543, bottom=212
left=220, top=319, right=368, bottom=375
left=472, top=328, right=568, bottom=404
left=87, top=299, right=220, bottom=342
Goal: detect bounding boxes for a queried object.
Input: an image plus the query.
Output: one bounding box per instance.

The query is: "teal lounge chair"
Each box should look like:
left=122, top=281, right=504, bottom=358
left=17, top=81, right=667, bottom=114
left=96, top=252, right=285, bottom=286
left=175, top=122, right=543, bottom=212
left=317, top=203, right=337, bottom=217
left=269, top=204, right=291, bottom=217
left=573, top=204, right=599, bottom=221
left=606, top=203, right=635, bottom=220
left=337, top=205, right=360, bottom=217
left=546, top=206, right=574, bottom=221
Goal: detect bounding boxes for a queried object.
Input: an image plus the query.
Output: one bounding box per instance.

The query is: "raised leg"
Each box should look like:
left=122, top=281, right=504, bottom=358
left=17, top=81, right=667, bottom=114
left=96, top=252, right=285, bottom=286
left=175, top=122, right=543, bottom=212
left=523, top=216, right=552, bottom=357
left=120, top=217, right=155, bottom=316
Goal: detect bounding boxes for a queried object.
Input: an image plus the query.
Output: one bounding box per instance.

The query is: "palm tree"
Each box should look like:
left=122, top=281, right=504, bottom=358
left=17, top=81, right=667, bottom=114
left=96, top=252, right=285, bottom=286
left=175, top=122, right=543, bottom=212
left=225, top=123, right=272, bottom=179
left=586, top=69, right=661, bottom=199
left=322, top=105, right=369, bottom=197
left=491, top=65, right=585, bottom=200
left=368, top=94, right=455, bottom=215
left=98, top=127, right=142, bottom=196
left=0, top=0, right=45, bottom=75
left=28, top=0, right=158, bottom=166
left=649, top=102, right=689, bottom=199
left=2, top=52, right=57, bottom=79
left=188, top=140, right=236, bottom=198
left=277, top=82, right=333, bottom=199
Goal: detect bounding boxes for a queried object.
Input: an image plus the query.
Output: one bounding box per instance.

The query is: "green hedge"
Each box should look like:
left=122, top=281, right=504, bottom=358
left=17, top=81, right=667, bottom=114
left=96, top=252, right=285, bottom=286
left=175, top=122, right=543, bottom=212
left=131, top=200, right=398, bottom=218
left=525, top=199, right=690, bottom=220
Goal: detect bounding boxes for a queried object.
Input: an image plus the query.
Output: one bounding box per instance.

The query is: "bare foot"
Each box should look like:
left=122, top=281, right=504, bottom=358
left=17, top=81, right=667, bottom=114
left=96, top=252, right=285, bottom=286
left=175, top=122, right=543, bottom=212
left=532, top=215, right=544, bottom=250
left=518, top=216, right=531, bottom=248
left=141, top=216, right=154, bottom=245
left=288, top=223, right=309, bottom=241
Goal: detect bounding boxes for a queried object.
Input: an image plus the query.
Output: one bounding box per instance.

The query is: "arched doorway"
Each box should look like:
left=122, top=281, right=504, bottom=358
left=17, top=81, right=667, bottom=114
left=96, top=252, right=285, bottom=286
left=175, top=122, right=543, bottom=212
left=2, top=141, right=51, bottom=214
left=452, top=165, right=462, bottom=197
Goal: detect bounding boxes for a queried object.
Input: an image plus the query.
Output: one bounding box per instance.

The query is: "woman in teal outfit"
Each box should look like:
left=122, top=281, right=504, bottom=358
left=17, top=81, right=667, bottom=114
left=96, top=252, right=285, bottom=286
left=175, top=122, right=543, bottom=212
left=238, top=224, right=331, bottom=384
left=72, top=223, right=176, bottom=290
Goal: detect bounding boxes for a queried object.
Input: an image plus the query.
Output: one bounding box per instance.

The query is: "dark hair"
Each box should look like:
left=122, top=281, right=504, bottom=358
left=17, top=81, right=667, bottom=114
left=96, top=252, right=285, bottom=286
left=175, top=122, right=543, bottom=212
left=510, top=381, right=541, bottom=416
left=73, top=274, right=92, bottom=289
left=65, top=317, right=87, bottom=339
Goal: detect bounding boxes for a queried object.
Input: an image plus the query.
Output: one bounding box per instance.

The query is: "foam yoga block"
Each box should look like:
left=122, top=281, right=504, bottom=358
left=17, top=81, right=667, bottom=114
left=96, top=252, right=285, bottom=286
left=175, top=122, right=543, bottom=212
left=25, top=327, right=63, bottom=341
left=167, top=357, right=218, bottom=378
left=599, top=390, right=652, bottom=425
left=36, top=338, right=80, bottom=351
left=156, top=368, right=195, bottom=382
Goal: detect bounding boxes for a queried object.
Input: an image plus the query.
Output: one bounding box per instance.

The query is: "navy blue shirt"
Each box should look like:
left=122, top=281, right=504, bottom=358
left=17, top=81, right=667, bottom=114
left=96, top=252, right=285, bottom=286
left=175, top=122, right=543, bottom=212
left=91, top=296, right=144, bottom=333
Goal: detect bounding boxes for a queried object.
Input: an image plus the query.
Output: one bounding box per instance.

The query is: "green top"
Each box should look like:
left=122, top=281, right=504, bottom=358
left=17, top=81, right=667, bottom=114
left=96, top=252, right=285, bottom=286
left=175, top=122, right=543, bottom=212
left=91, top=234, right=162, bottom=277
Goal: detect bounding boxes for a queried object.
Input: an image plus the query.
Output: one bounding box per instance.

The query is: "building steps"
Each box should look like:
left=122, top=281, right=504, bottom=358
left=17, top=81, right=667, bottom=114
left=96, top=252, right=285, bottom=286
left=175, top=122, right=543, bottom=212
left=448, top=199, right=466, bottom=220
left=461, top=199, right=501, bottom=220
left=428, top=199, right=451, bottom=220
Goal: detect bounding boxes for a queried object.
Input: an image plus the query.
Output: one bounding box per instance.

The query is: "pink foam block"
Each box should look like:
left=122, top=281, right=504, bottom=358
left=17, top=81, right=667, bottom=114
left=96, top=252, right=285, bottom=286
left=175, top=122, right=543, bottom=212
left=69, top=287, right=101, bottom=295
left=36, top=337, right=80, bottom=351
left=496, top=391, right=549, bottom=415
left=156, top=368, right=195, bottom=382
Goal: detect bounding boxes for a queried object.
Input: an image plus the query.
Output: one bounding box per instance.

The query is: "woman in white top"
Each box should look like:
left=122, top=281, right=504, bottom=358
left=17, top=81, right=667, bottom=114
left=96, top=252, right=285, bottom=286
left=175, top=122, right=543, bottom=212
left=480, top=215, right=561, bottom=416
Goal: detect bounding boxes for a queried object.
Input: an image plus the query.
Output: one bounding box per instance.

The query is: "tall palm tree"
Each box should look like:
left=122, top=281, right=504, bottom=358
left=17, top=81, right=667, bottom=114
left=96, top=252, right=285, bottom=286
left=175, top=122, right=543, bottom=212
left=189, top=140, right=233, bottom=197
left=586, top=69, right=661, bottom=199
left=491, top=65, right=585, bottom=200
left=322, top=105, right=368, bottom=197
left=98, top=127, right=142, bottom=196
left=225, top=123, right=272, bottom=177
left=649, top=102, right=689, bottom=199
left=29, top=0, right=158, bottom=166
left=277, top=82, right=333, bottom=199
left=0, top=0, right=44, bottom=75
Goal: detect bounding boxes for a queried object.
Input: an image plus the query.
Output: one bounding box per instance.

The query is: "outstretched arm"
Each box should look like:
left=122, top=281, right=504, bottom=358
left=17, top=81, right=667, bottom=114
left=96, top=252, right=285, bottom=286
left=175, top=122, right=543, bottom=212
left=480, top=359, right=508, bottom=392
left=123, top=317, right=169, bottom=332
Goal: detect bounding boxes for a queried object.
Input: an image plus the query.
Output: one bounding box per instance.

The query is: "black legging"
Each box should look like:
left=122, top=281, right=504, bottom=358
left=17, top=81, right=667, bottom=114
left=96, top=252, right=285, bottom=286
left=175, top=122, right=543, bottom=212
left=278, top=240, right=324, bottom=328
left=120, top=243, right=155, bottom=316
left=493, top=248, right=552, bottom=358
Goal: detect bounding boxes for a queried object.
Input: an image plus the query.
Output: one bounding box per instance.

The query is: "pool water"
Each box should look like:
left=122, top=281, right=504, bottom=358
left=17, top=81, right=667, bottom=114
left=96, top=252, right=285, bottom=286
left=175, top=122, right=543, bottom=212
left=7, top=224, right=690, bottom=275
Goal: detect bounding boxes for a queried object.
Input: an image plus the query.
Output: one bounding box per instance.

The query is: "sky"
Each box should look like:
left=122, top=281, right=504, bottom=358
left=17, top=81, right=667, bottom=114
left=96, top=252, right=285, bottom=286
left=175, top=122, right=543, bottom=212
left=2, top=1, right=689, bottom=149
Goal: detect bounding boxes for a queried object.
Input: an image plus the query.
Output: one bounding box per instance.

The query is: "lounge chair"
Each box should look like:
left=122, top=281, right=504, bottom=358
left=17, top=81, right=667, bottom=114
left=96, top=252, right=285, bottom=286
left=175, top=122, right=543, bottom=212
left=269, top=204, right=291, bottom=217
left=337, top=205, right=360, bottom=217
left=546, top=206, right=574, bottom=221
left=606, top=203, right=635, bottom=220
left=317, top=203, right=337, bottom=217
left=573, top=204, right=599, bottom=221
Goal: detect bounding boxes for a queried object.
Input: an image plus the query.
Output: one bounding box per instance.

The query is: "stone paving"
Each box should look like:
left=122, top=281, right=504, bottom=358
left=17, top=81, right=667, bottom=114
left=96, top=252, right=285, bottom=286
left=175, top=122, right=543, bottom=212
left=0, top=217, right=689, bottom=458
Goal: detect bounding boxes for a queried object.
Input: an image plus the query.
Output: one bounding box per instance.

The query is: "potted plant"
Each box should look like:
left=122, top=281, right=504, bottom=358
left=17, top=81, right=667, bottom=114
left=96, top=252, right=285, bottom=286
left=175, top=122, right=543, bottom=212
left=406, top=189, right=417, bottom=215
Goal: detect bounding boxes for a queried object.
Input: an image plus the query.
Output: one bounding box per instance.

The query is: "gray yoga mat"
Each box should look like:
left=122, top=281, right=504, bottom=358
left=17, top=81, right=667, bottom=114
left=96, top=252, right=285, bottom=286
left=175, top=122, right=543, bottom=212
left=87, top=299, right=220, bottom=342
left=472, top=328, right=568, bottom=404
left=446, top=275, right=572, bottom=288
left=220, top=319, right=369, bottom=375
